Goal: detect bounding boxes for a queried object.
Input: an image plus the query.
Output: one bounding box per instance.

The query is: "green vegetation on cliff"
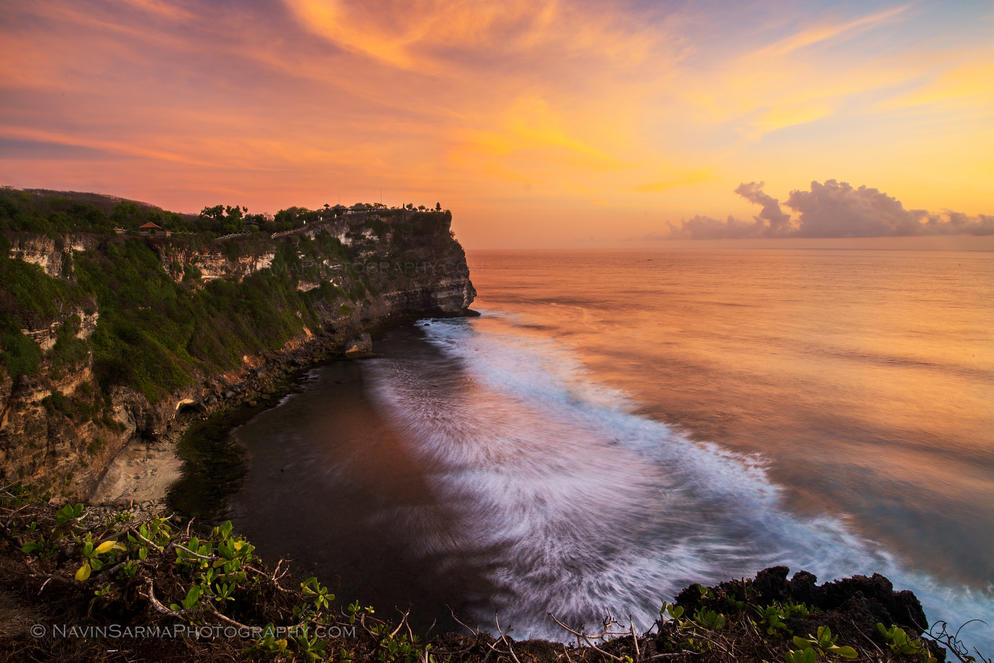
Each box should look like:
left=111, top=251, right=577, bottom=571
left=0, top=265, right=89, bottom=382
left=0, top=232, right=345, bottom=403
left=0, top=187, right=473, bottom=497
left=0, top=186, right=454, bottom=237
left=0, top=189, right=460, bottom=402
left=75, top=238, right=330, bottom=401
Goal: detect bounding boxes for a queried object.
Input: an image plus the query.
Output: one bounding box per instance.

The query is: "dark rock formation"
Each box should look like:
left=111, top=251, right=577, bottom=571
left=675, top=566, right=936, bottom=658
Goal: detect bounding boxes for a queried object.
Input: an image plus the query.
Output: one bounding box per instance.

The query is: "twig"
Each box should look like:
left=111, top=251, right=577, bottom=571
left=684, top=626, right=731, bottom=656
left=647, top=652, right=698, bottom=660
left=549, top=613, right=624, bottom=662
left=849, top=617, right=884, bottom=655
left=210, top=607, right=253, bottom=631
left=142, top=580, right=192, bottom=617
left=630, top=615, right=641, bottom=660
left=172, top=543, right=214, bottom=561
left=272, top=558, right=288, bottom=581
left=448, top=606, right=481, bottom=636
left=130, top=526, right=163, bottom=552
left=388, top=609, right=410, bottom=640
left=242, top=563, right=290, bottom=591
left=495, top=613, right=521, bottom=663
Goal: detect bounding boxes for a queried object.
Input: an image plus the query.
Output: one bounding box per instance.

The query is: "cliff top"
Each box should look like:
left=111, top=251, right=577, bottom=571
left=1, top=186, right=450, bottom=238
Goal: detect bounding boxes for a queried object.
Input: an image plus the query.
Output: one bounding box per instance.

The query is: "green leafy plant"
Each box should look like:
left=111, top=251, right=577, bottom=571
left=877, top=623, right=936, bottom=661
left=792, top=625, right=857, bottom=659
left=785, top=647, right=818, bottom=663
left=758, top=600, right=810, bottom=635
left=55, top=503, right=85, bottom=526
left=75, top=534, right=126, bottom=581
left=693, top=607, right=727, bottom=631
left=659, top=601, right=686, bottom=621
left=301, top=576, right=334, bottom=610
left=178, top=586, right=203, bottom=611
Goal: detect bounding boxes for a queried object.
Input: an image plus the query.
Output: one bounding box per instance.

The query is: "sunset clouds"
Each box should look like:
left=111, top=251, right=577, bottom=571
left=667, top=180, right=994, bottom=240
left=0, top=1, right=991, bottom=247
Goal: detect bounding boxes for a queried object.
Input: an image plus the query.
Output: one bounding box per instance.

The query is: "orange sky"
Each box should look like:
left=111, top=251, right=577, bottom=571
left=1, top=0, right=991, bottom=248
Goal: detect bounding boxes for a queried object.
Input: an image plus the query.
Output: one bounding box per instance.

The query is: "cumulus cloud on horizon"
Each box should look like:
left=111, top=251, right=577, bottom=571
left=733, top=181, right=792, bottom=236
left=664, top=180, right=994, bottom=240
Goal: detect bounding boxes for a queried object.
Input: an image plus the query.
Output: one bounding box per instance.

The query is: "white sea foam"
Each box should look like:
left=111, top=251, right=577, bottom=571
left=364, top=313, right=994, bottom=652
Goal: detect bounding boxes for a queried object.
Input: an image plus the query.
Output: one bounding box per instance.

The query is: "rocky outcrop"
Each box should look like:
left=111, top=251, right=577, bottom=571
left=674, top=565, right=933, bottom=656
left=0, top=206, right=475, bottom=501
left=19, top=310, right=98, bottom=352
left=153, top=243, right=277, bottom=283
left=344, top=332, right=374, bottom=358
left=5, top=233, right=101, bottom=278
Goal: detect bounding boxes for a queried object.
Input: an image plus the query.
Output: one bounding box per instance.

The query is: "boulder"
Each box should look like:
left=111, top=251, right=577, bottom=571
left=344, top=332, right=374, bottom=358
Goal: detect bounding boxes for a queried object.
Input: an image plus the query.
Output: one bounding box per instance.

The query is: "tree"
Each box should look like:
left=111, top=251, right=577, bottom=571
left=199, top=204, right=247, bottom=234
left=223, top=205, right=245, bottom=223
left=112, top=201, right=145, bottom=228
left=199, top=205, right=225, bottom=222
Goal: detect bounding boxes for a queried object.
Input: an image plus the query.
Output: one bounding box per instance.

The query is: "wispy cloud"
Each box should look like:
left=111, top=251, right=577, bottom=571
left=755, top=4, right=910, bottom=57
left=119, top=0, right=193, bottom=21
left=883, top=59, right=994, bottom=111
left=744, top=103, right=835, bottom=139
left=281, top=0, right=666, bottom=74
left=0, top=0, right=991, bottom=246
left=0, top=126, right=217, bottom=168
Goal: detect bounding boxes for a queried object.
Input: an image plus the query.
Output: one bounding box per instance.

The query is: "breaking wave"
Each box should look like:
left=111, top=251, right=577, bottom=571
left=362, top=311, right=993, bottom=650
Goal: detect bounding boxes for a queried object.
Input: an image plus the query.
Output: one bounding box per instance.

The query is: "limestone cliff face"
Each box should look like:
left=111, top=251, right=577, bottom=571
left=5, top=233, right=101, bottom=278
left=0, top=208, right=475, bottom=500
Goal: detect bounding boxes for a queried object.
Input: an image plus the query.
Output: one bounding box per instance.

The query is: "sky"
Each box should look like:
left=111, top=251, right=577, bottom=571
left=0, top=0, right=992, bottom=248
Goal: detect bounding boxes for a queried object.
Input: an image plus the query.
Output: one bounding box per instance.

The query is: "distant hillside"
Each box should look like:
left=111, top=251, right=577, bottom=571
left=20, top=188, right=181, bottom=216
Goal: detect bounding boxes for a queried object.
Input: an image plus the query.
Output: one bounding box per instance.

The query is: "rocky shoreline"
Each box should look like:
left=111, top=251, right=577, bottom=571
left=0, top=482, right=958, bottom=663
left=87, top=332, right=347, bottom=508
left=87, top=318, right=440, bottom=509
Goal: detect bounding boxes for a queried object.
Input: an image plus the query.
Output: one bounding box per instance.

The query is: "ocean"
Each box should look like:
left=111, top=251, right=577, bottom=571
left=228, top=248, right=994, bottom=651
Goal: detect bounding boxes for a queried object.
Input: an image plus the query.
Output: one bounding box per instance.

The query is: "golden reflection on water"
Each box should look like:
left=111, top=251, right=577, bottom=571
left=467, top=248, right=994, bottom=586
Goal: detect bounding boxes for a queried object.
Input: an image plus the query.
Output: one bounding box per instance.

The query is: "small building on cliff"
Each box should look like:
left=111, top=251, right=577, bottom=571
left=138, top=222, right=170, bottom=237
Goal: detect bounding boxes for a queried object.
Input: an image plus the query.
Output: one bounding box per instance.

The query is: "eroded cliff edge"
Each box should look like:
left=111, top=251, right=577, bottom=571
left=0, top=189, right=475, bottom=501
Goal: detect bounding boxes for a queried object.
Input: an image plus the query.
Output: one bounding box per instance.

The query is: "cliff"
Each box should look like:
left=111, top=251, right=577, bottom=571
left=0, top=188, right=475, bottom=500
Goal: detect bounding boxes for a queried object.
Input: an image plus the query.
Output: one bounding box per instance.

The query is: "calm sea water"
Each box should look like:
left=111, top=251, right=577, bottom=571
left=229, top=249, right=994, bottom=649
